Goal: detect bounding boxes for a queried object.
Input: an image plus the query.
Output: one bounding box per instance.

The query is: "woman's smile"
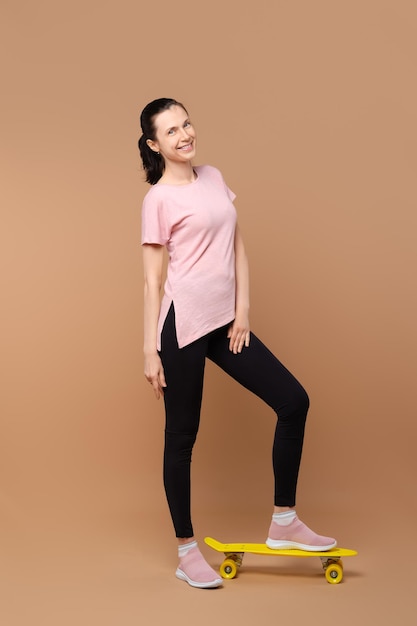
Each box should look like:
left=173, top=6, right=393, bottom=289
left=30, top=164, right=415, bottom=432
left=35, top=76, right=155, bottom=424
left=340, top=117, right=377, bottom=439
left=178, top=142, right=193, bottom=152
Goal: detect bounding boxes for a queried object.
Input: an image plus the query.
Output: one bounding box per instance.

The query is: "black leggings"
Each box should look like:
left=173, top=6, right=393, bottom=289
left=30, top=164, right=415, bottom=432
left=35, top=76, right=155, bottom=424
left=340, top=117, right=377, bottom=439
left=160, top=304, right=309, bottom=538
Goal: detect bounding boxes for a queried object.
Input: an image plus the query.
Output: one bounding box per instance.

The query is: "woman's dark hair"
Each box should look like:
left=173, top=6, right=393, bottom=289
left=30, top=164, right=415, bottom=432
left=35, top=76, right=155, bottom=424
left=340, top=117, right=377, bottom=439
left=138, top=98, right=188, bottom=185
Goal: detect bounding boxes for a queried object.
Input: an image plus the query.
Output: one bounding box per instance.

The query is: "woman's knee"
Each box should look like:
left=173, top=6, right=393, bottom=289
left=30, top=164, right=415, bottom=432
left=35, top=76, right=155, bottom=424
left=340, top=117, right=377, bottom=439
left=164, top=429, right=198, bottom=463
left=291, top=385, right=309, bottom=422
left=275, top=384, right=309, bottom=423
left=297, top=385, right=310, bottom=414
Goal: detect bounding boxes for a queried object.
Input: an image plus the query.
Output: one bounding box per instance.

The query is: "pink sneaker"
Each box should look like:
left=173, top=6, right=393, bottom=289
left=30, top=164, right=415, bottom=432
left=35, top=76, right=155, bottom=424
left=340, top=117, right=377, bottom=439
left=176, top=546, right=223, bottom=589
left=266, top=515, right=337, bottom=551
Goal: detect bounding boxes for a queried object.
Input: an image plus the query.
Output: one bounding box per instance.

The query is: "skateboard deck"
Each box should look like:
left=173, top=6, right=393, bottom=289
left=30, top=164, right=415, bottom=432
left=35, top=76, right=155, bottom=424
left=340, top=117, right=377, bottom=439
left=205, top=536, right=357, bottom=584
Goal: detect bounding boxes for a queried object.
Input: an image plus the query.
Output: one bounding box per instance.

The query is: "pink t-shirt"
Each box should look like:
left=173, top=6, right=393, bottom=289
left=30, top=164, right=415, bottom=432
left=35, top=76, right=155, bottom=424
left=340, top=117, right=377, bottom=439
left=141, top=164, right=237, bottom=349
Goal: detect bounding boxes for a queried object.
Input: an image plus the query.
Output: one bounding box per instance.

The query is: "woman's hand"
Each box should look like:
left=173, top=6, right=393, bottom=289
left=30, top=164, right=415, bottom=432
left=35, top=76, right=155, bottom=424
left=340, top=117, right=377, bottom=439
left=144, top=352, right=167, bottom=399
left=227, top=311, right=250, bottom=354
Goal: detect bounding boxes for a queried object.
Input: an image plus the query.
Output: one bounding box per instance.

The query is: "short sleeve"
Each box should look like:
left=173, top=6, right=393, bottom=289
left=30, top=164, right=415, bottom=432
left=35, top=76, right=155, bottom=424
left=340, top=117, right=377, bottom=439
left=213, top=166, right=236, bottom=203
left=225, top=184, right=236, bottom=203
left=141, top=190, right=170, bottom=245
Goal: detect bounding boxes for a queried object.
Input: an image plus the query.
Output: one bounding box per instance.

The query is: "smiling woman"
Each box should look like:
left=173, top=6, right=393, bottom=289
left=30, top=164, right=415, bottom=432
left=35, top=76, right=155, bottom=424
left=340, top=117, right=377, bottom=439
left=137, top=98, right=336, bottom=590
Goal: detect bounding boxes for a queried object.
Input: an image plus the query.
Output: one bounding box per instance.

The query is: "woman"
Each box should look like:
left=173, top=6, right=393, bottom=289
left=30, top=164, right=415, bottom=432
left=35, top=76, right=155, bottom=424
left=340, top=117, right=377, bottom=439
left=139, top=98, right=336, bottom=589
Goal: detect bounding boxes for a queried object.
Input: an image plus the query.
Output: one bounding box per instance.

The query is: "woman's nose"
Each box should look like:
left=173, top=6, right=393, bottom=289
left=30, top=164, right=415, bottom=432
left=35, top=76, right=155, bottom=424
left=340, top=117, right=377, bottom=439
left=179, top=127, right=191, bottom=140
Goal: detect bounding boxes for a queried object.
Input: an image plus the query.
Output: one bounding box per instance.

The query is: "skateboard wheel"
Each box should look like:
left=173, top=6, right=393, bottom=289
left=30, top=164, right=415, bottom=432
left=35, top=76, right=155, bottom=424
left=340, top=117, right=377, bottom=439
left=220, top=559, right=238, bottom=579
left=325, top=563, right=343, bottom=584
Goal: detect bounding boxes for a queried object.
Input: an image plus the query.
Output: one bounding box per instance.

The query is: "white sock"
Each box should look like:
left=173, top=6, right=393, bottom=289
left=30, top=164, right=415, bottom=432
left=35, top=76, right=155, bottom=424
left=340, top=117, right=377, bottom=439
left=178, top=540, right=198, bottom=558
left=272, top=510, right=297, bottom=526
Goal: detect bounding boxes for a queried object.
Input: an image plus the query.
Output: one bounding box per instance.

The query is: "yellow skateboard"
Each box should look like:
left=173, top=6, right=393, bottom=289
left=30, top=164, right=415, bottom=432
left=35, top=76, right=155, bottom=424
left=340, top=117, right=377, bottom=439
left=204, top=536, right=357, bottom=584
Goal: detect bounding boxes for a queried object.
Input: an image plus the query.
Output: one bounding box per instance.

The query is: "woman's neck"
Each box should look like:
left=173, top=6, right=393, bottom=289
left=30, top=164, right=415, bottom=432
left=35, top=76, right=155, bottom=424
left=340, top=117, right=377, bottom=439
left=159, top=161, right=196, bottom=186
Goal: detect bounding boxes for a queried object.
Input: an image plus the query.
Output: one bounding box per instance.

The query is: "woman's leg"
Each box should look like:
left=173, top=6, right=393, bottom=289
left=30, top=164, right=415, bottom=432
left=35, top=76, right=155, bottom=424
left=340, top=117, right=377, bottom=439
left=159, top=304, right=207, bottom=539
left=207, top=329, right=309, bottom=506
left=159, top=305, right=223, bottom=588
left=206, top=327, right=336, bottom=550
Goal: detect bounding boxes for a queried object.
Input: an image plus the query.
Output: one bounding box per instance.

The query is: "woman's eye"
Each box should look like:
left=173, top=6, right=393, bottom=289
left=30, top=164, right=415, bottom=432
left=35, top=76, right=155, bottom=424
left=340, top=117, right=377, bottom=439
left=168, top=129, right=175, bottom=135
left=184, top=121, right=191, bottom=128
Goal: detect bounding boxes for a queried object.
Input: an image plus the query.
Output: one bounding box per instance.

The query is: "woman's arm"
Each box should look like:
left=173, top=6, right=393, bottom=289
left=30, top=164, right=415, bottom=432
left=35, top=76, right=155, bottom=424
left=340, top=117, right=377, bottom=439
left=227, top=224, right=251, bottom=353
left=143, top=243, right=166, bottom=399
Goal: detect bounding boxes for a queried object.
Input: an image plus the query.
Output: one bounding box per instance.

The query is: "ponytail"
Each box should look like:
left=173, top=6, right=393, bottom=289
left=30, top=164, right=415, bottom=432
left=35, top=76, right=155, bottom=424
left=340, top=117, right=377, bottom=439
left=138, top=134, right=164, bottom=185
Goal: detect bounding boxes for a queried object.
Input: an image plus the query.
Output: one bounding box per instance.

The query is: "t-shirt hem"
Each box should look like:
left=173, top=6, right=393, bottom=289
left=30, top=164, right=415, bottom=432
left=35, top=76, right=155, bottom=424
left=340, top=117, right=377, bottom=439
left=176, top=313, right=235, bottom=349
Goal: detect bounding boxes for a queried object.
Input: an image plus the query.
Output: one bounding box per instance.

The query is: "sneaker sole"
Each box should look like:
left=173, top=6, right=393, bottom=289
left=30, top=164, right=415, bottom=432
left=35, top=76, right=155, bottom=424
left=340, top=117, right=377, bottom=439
left=265, top=538, right=337, bottom=552
left=175, top=568, right=223, bottom=589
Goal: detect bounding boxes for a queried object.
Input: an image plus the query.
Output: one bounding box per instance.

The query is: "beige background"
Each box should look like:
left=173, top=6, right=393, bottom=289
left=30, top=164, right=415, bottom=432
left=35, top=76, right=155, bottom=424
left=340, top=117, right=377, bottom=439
left=1, top=0, right=416, bottom=624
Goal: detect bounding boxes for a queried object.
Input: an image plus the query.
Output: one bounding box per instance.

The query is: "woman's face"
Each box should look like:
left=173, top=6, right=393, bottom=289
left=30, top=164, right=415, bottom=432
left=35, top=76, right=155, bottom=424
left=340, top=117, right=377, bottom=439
left=147, top=105, right=196, bottom=165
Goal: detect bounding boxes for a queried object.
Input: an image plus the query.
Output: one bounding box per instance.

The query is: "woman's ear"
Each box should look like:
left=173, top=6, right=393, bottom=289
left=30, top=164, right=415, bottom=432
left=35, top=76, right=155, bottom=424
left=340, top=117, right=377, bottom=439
left=146, top=139, right=159, bottom=154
